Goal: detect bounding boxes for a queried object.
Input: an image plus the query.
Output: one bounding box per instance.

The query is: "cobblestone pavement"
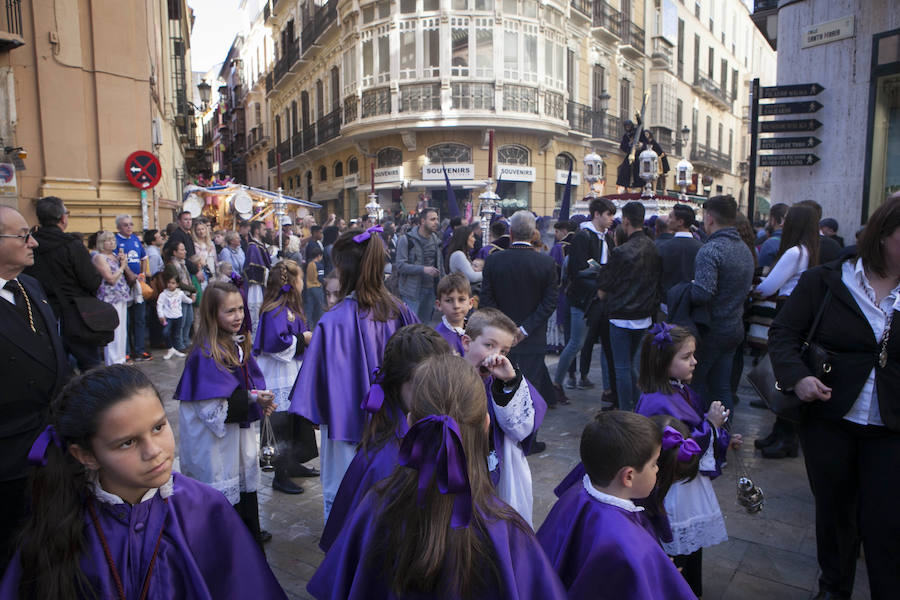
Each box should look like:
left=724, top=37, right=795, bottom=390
left=139, top=347, right=869, bottom=600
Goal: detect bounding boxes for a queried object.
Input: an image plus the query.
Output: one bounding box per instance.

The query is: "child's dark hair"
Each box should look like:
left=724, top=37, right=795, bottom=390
left=18, top=365, right=161, bottom=600
left=464, top=307, right=517, bottom=341
left=373, top=354, right=521, bottom=597
left=638, top=324, right=695, bottom=395
left=645, top=415, right=699, bottom=519
left=307, top=244, right=324, bottom=260
left=436, top=272, right=471, bottom=299
left=360, top=324, right=452, bottom=452
left=332, top=229, right=400, bottom=322
left=581, top=410, right=661, bottom=488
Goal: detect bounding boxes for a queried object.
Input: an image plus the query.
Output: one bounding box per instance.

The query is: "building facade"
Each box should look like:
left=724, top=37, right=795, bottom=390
left=0, top=0, right=197, bottom=232
left=753, top=0, right=899, bottom=233
left=222, top=0, right=774, bottom=220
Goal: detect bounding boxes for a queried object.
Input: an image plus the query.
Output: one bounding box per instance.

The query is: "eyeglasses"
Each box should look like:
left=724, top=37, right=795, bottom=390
left=0, top=232, right=34, bottom=243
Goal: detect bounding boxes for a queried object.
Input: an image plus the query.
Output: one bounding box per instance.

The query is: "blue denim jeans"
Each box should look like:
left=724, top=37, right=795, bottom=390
left=692, top=338, right=738, bottom=410
left=162, top=317, right=183, bottom=350
left=179, top=303, right=193, bottom=351
left=304, top=286, right=326, bottom=329
left=609, top=323, right=647, bottom=412
left=555, top=307, right=587, bottom=384
left=403, top=288, right=436, bottom=324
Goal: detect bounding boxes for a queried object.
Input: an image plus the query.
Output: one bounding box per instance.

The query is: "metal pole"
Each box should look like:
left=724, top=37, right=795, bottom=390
left=748, top=77, right=760, bottom=221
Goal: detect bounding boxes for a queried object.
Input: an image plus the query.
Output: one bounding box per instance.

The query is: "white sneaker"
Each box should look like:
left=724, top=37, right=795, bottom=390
left=163, top=348, right=176, bottom=360
left=173, top=349, right=186, bottom=358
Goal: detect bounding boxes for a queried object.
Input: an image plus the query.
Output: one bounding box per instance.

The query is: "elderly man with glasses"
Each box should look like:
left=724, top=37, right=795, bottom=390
left=115, top=214, right=151, bottom=362
left=0, top=206, right=71, bottom=568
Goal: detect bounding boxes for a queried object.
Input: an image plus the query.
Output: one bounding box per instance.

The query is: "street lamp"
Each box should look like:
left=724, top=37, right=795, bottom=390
left=197, top=80, right=211, bottom=109
left=365, top=192, right=383, bottom=222
left=478, top=185, right=499, bottom=243
left=680, top=125, right=691, bottom=156
left=639, top=147, right=659, bottom=199
left=675, top=158, right=693, bottom=202
left=583, top=150, right=605, bottom=199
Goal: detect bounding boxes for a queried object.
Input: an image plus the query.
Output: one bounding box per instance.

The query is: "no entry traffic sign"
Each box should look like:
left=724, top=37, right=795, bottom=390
left=124, top=151, right=161, bottom=189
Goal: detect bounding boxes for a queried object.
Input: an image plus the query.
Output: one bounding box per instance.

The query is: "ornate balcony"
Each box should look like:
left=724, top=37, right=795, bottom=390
left=361, top=87, right=391, bottom=118
left=619, top=20, right=645, bottom=58
left=301, top=2, right=337, bottom=56
left=592, top=113, right=621, bottom=143
left=570, top=0, right=591, bottom=22
left=691, top=144, right=732, bottom=173
left=544, top=91, right=565, bottom=121
left=276, top=139, right=291, bottom=161
left=1, top=0, right=24, bottom=50
left=317, top=108, right=341, bottom=145
left=692, top=73, right=733, bottom=110
left=267, top=149, right=276, bottom=169
left=567, top=102, right=593, bottom=136
left=400, top=83, right=441, bottom=113
left=291, top=132, right=303, bottom=156
left=273, top=40, right=299, bottom=89
left=303, top=124, right=316, bottom=151
left=651, top=37, right=673, bottom=70
left=344, top=95, right=358, bottom=124
left=451, top=82, right=495, bottom=111
left=503, top=85, right=538, bottom=114
left=593, top=1, right=621, bottom=42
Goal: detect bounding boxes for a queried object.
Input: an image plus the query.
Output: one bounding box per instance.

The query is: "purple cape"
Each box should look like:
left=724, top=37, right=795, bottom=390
left=252, top=306, right=308, bottom=356
left=635, top=386, right=730, bottom=478
left=434, top=321, right=466, bottom=356
left=475, top=235, right=510, bottom=260
left=243, top=240, right=270, bottom=286
left=288, top=297, right=418, bottom=443
left=319, top=435, right=403, bottom=553
left=0, top=473, right=286, bottom=600
left=536, top=485, right=696, bottom=600
left=173, top=344, right=265, bottom=424
left=484, top=375, right=547, bottom=487
left=308, top=491, right=567, bottom=600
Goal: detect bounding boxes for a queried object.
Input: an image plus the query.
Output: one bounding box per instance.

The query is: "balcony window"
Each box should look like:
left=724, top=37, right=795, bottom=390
left=377, top=26, right=390, bottom=84
left=401, top=0, right=416, bottom=12
left=504, top=29, right=519, bottom=80
left=424, top=0, right=439, bottom=9
left=451, top=18, right=470, bottom=77
left=400, top=23, right=416, bottom=79
left=503, top=84, right=538, bottom=114
left=335, top=162, right=343, bottom=178
left=319, top=166, right=327, bottom=182
left=362, top=38, right=373, bottom=86
left=524, top=30, right=538, bottom=82
left=544, top=91, right=565, bottom=120
left=475, top=22, right=493, bottom=78
left=348, top=157, right=359, bottom=174
left=361, top=87, right=391, bottom=118
left=400, top=83, right=441, bottom=112
left=451, top=82, right=495, bottom=110
left=424, top=21, right=440, bottom=78
left=498, top=145, right=530, bottom=165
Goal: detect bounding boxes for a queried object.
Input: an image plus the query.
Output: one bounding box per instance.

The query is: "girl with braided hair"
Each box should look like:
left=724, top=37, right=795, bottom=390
left=253, top=260, right=318, bottom=494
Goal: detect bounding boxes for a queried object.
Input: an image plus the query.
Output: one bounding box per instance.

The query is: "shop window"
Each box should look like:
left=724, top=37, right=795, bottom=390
left=377, top=147, right=403, bottom=167
left=427, top=143, right=471, bottom=163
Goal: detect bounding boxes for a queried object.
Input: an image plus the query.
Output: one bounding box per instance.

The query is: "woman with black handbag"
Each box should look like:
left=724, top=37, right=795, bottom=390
left=768, top=195, right=900, bottom=600
left=752, top=204, right=821, bottom=458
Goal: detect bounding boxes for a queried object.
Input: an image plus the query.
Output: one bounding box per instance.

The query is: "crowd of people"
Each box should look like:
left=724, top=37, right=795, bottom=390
left=0, top=189, right=897, bottom=599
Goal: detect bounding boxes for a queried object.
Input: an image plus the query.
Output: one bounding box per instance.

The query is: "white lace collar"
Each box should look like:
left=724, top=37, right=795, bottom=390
left=90, top=472, right=174, bottom=505
left=582, top=474, right=644, bottom=512
left=441, top=315, right=466, bottom=335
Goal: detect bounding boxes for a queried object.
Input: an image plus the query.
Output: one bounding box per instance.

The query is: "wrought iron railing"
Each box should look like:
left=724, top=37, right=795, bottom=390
left=693, top=73, right=732, bottom=107
left=620, top=20, right=645, bottom=54
left=3, top=0, right=23, bottom=39
left=302, top=2, right=337, bottom=54
left=567, top=101, right=593, bottom=135
left=277, top=140, right=291, bottom=161
left=361, top=87, right=391, bottom=118
left=267, top=149, right=276, bottom=169
left=344, top=95, right=358, bottom=123
left=691, top=144, right=731, bottom=171
left=593, top=1, right=621, bottom=37
left=317, top=108, right=342, bottom=144
left=570, top=0, right=591, bottom=18
left=303, top=124, right=316, bottom=150
left=274, top=40, right=299, bottom=85
left=292, top=133, right=303, bottom=156
left=592, top=112, right=621, bottom=142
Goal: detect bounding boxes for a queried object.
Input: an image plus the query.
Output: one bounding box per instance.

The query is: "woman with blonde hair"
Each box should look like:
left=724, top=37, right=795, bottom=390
left=192, top=219, right=217, bottom=287
left=92, top=231, right=131, bottom=365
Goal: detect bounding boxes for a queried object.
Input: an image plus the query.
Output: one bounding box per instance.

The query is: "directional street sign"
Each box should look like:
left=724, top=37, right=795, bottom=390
left=760, top=136, right=822, bottom=150
left=124, top=150, right=162, bottom=189
left=759, top=101, right=823, bottom=116
left=759, top=154, right=820, bottom=167
left=760, top=119, right=822, bottom=133
left=761, top=83, right=824, bottom=98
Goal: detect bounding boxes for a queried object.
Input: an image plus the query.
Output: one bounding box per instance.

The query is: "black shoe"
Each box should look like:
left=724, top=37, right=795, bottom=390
left=761, top=438, right=799, bottom=459
left=289, top=463, right=320, bottom=478
left=753, top=430, right=780, bottom=449
left=134, top=352, right=153, bottom=362
left=553, top=384, right=571, bottom=405
left=564, top=376, right=578, bottom=390
left=577, top=377, right=595, bottom=390
left=526, top=441, right=546, bottom=455
left=256, top=530, right=273, bottom=544
left=749, top=398, right=769, bottom=409
left=272, top=475, right=304, bottom=494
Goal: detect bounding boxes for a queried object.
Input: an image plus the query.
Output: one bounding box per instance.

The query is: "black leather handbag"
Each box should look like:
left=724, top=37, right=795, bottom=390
left=746, top=290, right=832, bottom=423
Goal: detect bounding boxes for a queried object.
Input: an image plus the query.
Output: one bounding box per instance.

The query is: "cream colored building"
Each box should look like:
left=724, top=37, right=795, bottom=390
left=221, top=0, right=774, bottom=220
left=0, top=0, right=196, bottom=232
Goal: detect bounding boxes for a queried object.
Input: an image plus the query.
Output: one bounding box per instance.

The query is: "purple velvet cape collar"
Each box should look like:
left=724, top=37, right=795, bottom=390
left=252, top=305, right=308, bottom=356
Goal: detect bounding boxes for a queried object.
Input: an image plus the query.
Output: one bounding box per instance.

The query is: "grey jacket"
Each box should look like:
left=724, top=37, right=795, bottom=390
left=691, top=227, right=754, bottom=345
left=394, top=228, right=444, bottom=300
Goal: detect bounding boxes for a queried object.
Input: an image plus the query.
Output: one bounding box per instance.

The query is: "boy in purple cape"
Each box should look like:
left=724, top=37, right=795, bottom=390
left=461, top=308, right=547, bottom=528
left=308, top=355, right=566, bottom=600
left=320, top=325, right=452, bottom=552
left=433, top=272, right=474, bottom=356
left=475, top=219, right=511, bottom=260
left=2, top=365, right=286, bottom=600
left=537, top=411, right=696, bottom=600
left=289, top=226, right=418, bottom=519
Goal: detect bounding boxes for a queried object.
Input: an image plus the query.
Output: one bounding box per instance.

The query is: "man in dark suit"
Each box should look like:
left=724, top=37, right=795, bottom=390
left=481, top=211, right=558, bottom=445
left=0, top=206, right=71, bottom=568
left=658, top=203, right=703, bottom=310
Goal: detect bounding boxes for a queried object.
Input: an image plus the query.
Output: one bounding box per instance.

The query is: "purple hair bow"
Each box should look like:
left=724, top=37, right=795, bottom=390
left=650, top=322, right=675, bottom=348
left=279, top=284, right=292, bottom=295
left=399, top=415, right=473, bottom=529
left=360, top=368, right=386, bottom=414
left=661, top=426, right=702, bottom=462
left=353, top=225, right=383, bottom=244
left=229, top=272, right=244, bottom=288
left=27, top=425, right=64, bottom=467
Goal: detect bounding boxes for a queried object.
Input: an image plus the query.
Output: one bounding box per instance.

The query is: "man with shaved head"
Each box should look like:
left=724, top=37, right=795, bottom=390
left=0, top=206, right=70, bottom=568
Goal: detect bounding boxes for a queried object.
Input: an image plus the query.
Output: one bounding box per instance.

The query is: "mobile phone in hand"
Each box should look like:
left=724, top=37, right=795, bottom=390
left=587, top=258, right=601, bottom=269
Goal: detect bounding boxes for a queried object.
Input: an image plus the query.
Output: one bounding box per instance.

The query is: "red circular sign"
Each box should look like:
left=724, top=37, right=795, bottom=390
left=124, top=150, right=162, bottom=189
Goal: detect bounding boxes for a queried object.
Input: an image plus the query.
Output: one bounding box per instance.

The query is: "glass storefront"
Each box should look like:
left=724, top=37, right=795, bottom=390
left=865, top=28, right=900, bottom=220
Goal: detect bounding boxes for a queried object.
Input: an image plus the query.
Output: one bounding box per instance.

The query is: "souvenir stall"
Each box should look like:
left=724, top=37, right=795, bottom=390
left=181, top=184, right=322, bottom=229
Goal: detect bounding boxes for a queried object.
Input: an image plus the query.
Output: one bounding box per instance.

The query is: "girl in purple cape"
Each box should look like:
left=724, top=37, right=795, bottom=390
left=308, top=354, right=566, bottom=600
left=320, top=324, right=452, bottom=552
left=289, top=226, right=418, bottom=519
left=1, top=365, right=286, bottom=600
left=253, top=260, right=318, bottom=495
left=174, top=282, right=276, bottom=546
left=635, top=323, right=743, bottom=598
